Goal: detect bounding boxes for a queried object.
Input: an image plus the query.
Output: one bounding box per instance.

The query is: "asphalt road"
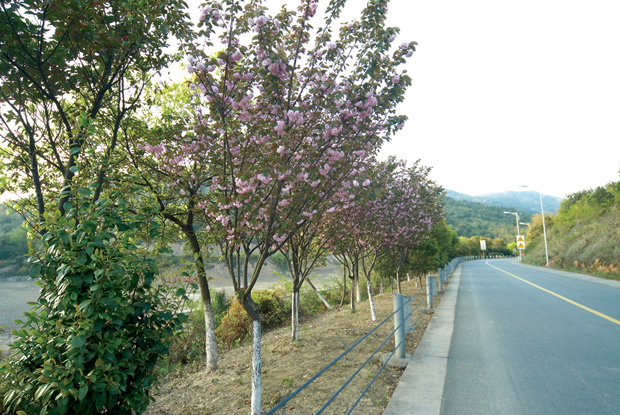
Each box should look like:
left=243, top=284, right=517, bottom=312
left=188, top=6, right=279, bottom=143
left=441, top=259, right=620, bottom=415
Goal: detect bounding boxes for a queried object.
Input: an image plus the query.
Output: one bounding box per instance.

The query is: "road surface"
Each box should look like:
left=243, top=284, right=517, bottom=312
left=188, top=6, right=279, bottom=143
left=441, top=259, right=620, bottom=415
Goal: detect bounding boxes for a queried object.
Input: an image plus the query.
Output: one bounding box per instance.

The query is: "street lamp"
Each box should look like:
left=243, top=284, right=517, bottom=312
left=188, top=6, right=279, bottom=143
left=520, top=185, right=550, bottom=267
left=503, top=211, right=520, bottom=234
left=503, top=211, right=521, bottom=260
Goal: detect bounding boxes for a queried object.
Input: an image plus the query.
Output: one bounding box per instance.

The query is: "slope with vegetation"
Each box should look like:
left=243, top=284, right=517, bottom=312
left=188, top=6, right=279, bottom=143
left=524, top=181, right=620, bottom=279
left=443, top=196, right=531, bottom=240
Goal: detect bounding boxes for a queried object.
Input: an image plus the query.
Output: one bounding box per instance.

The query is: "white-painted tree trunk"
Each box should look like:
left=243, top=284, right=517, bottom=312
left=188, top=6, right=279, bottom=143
left=291, top=291, right=299, bottom=340
left=366, top=277, right=377, bottom=321
left=203, top=300, right=218, bottom=371
left=355, top=274, right=361, bottom=303
left=251, top=319, right=262, bottom=415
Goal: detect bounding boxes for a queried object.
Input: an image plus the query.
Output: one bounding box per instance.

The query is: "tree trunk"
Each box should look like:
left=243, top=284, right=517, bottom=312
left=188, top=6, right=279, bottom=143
left=396, top=266, right=402, bottom=294
left=340, top=272, right=347, bottom=308
left=365, top=275, right=377, bottom=321
left=203, top=298, right=218, bottom=372
left=354, top=261, right=361, bottom=303
left=186, top=230, right=218, bottom=371
left=349, top=277, right=356, bottom=311
left=305, top=277, right=332, bottom=310
left=291, top=290, right=299, bottom=340
left=239, top=294, right=262, bottom=415
left=251, top=318, right=262, bottom=415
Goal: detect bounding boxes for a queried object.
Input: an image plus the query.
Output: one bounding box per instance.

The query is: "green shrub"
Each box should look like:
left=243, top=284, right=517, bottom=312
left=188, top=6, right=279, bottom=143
left=1, top=196, right=186, bottom=415
left=215, top=289, right=289, bottom=347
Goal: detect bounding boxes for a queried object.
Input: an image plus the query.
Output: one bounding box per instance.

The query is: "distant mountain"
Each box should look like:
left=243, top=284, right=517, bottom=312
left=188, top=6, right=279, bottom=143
left=445, top=190, right=562, bottom=214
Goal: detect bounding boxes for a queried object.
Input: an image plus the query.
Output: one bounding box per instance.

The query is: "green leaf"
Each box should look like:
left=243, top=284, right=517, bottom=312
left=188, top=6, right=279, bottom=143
left=78, top=299, right=92, bottom=312
left=95, top=392, right=107, bottom=411
left=77, top=187, right=91, bottom=197
left=34, top=383, right=52, bottom=401
left=71, top=335, right=86, bottom=348
left=77, top=385, right=88, bottom=401
left=30, top=263, right=42, bottom=278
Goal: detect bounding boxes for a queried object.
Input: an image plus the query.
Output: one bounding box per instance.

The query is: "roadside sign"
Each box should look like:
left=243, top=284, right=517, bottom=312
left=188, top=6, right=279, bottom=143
left=516, top=235, right=525, bottom=249
left=480, top=240, right=487, bottom=251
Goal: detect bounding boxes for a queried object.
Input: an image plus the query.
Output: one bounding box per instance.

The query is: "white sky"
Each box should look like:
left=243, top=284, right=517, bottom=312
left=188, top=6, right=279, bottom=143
left=377, top=0, right=620, bottom=198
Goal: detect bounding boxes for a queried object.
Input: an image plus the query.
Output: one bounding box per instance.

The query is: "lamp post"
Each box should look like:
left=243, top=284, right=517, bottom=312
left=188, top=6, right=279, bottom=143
left=520, top=186, right=550, bottom=267
left=503, top=211, right=521, bottom=259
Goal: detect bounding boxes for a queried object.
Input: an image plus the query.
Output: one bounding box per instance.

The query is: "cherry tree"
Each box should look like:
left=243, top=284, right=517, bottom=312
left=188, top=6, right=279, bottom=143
left=328, top=158, right=441, bottom=321
left=125, top=82, right=221, bottom=372
left=381, top=158, right=444, bottom=293
left=179, top=0, right=415, bottom=412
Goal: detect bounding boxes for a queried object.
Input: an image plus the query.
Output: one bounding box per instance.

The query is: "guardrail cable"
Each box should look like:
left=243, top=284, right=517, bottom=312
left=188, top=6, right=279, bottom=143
left=265, top=302, right=409, bottom=414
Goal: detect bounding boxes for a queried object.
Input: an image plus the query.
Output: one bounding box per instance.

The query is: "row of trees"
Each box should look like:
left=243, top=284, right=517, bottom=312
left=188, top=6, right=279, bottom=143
left=0, top=0, right=444, bottom=414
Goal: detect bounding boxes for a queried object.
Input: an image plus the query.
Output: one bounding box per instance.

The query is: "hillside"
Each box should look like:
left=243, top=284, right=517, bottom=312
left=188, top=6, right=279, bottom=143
left=443, top=196, right=531, bottom=240
left=524, top=182, right=620, bottom=279
left=446, top=190, right=562, bottom=215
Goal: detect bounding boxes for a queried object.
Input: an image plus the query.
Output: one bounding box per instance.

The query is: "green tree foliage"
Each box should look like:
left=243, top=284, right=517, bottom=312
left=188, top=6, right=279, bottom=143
left=375, top=219, right=459, bottom=280
left=0, top=0, right=193, bottom=223
left=2, top=195, right=187, bottom=415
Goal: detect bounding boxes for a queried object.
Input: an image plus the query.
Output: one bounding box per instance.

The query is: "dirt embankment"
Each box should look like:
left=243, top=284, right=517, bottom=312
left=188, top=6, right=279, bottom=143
left=146, top=279, right=440, bottom=415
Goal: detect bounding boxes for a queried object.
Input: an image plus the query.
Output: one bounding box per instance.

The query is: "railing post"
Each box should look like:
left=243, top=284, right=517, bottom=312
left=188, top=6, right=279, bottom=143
left=426, top=275, right=435, bottom=310
left=393, top=294, right=406, bottom=359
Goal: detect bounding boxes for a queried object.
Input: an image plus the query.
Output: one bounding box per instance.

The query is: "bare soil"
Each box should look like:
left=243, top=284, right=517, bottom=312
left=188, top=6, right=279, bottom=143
left=145, top=279, right=441, bottom=415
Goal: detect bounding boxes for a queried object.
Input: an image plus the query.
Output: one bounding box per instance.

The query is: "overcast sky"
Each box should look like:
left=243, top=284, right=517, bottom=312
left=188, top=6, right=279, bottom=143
left=377, top=0, right=620, bottom=198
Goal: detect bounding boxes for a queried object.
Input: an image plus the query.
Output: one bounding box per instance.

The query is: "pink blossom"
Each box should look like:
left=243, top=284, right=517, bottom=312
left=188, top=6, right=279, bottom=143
left=275, top=120, right=285, bottom=135
left=256, top=15, right=268, bottom=27
left=199, top=6, right=211, bottom=21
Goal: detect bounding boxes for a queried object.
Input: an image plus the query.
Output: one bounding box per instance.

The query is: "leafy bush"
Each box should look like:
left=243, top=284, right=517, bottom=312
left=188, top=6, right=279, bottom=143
left=1, top=196, right=186, bottom=415
left=216, top=289, right=288, bottom=347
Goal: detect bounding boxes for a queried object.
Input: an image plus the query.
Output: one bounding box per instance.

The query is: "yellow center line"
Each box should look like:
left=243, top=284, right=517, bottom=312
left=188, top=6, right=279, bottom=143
left=486, top=261, right=620, bottom=327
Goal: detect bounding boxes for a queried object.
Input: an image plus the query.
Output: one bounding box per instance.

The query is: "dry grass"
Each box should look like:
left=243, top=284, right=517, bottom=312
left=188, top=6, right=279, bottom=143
left=145, top=279, right=440, bottom=415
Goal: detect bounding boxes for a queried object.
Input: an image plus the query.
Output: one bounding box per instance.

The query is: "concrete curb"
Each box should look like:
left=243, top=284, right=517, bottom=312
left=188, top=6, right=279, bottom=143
left=383, top=265, right=462, bottom=415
